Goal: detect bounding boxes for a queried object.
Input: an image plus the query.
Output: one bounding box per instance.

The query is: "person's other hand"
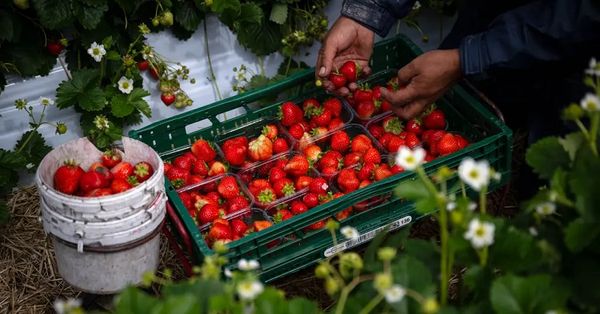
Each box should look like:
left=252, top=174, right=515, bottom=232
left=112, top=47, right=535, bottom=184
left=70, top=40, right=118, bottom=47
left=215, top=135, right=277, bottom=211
left=316, top=16, right=374, bottom=96
left=380, top=49, right=462, bottom=119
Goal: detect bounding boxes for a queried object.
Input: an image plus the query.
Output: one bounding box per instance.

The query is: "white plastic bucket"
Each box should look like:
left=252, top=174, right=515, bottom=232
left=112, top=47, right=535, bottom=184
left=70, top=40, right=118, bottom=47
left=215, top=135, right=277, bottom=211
left=36, top=137, right=166, bottom=294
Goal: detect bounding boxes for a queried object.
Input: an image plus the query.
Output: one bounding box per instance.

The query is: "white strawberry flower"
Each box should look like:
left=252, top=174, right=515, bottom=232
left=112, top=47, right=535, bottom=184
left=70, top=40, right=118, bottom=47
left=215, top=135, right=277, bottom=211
left=529, top=227, right=538, bottom=236
left=340, top=226, right=359, bottom=240
left=237, top=280, right=264, bottom=300
left=535, top=202, right=556, bottom=216
left=39, top=97, right=54, bottom=106
left=586, top=57, right=600, bottom=76
left=237, top=258, right=260, bottom=271
left=446, top=202, right=456, bottom=211
left=412, top=1, right=421, bottom=10
left=224, top=268, right=233, bottom=278
left=93, top=115, right=110, bottom=130
left=458, top=158, right=490, bottom=191
left=87, top=42, right=106, bottom=62
left=468, top=202, right=477, bottom=211
left=464, top=218, right=495, bottom=249
left=395, top=146, right=426, bottom=171
left=580, top=93, right=600, bottom=112
left=117, top=76, right=134, bottom=94
left=53, top=298, right=81, bottom=314
left=384, top=285, right=407, bottom=303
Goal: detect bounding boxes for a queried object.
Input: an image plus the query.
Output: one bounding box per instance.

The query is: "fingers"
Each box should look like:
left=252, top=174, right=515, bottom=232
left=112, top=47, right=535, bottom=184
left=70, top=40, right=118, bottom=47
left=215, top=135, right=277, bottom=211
left=379, top=85, right=418, bottom=107
left=392, top=101, right=429, bottom=120
left=317, top=44, right=338, bottom=79
left=397, top=63, right=417, bottom=85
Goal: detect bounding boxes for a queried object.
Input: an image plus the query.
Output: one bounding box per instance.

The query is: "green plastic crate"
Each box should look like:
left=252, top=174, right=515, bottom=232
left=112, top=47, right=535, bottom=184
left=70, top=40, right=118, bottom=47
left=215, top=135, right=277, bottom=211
left=129, top=34, right=513, bottom=282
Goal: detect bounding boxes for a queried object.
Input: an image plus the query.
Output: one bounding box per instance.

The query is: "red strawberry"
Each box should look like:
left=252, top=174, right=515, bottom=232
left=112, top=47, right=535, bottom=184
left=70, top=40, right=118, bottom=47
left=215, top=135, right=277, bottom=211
left=272, top=178, right=296, bottom=198
left=309, top=107, right=333, bottom=127
left=284, top=155, right=309, bottom=177
left=231, top=219, right=248, bottom=237
left=85, top=188, right=113, bottom=197
left=166, top=167, right=189, bottom=188
left=288, top=123, right=305, bottom=140
left=262, top=124, right=278, bottom=140
left=137, top=60, right=149, bottom=71
left=163, top=161, right=172, bottom=174
left=257, top=187, right=276, bottom=204
left=248, top=135, right=273, bottom=161
left=372, top=85, right=383, bottom=100
left=311, top=127, right=328, bottom=139
left=455, top=134, right=469, bottom=149
left=253, top=220, right=273, bottom=232
left=269, top=167, right=287, bottom=184
left=290, top=200, right=308, bottom=215
left=363, top=147, right=381, bottom=164
left=206, top=192, right=221, bottom=204
left=302, top=98, right=320, bottom=113
left=295, top=176, right=313, bottom=190
left=337, top=169, right=360, bottom=193
left=198, top=204, right=221, bottom=225
left=111, top=178, right=132, bottom=194
left=79, top=170, right=108, bottom=193
left=248, top=179, right=271, bottom=196
left=191, top=139, right=217, bottom=162
left=323, top=98, right=342, bottom=118
left=303, top=144, right=322, bottom=164
left=217, top=176, right=240, bottom=199
left=101, top=149, right=122, bottom=169
left=224, top=136, right=248, bottom=147
left=374, top=165, right=393, bottom=181
left=405, top=119, right=422, bottom=135
left=437, top=133, right=459, bottom=156
left=328, top=72, right=347, bottom=88
left=191, top=160, right=209, bottom=176
left=274, top=209, right=293, bottom=223
left=161, top=93, right=176, bottom=106
left=309, top=177, right=329, bottom=195
left=223, top=143, right=247, bottom=167
left=355, top=100, right=375, bottom=119
left=391, top=164, right=404, bottom=174
left=404, top=132, right=421, bottom=149
left=382, top=116, right=403, bottom=135
left=208, top=161, right=228, bottom=176
left=423, top=108, right=446, bottom=130
left=149, top=66, right=160, bottom=80
left=318, top=153, right=341, bottom=171
left=351, top=134, right=372, bottom=154
left=208, top=223, right=232, bottom=241
left=330, top=131, right=351, bottom=152
left=354, top=88, right=373, bottom=103
left=303, top=193, right=320, bottom=208
left=89, top=162, right=113, bottom=182
left=178, top=191, right=194, bottom=212
left=134, top=161, right=154, bottom=182
left=340, top=60, right=360, bottom=82
left=336, top=207, right=353, bottom=221
left=173, top=155, right=193, bottom=171
left=273, top=138, right=289, bottom=154
left=46, top=41, right=65, bottom=57
left=386, top=136, right=405, bottom=153
left=306, top=220, right=326, bottom=231
left=380, top=100, right=392, bottom=112
left=320, top=166, right=339, bottom=177
left=379, top=133, right=394, bottom=148
left=227, top=195, right=250, bottom=213
left=357, top=162, right=376, bottom=181
left=111, top=162, right=134, bottom=181
left=343, top=152, right=361, bottom=168
left=368, top=124, right=385, bottom=139
left=279, top=102, right=304, bottom=127
left=328, top=118, right=344, bottom=130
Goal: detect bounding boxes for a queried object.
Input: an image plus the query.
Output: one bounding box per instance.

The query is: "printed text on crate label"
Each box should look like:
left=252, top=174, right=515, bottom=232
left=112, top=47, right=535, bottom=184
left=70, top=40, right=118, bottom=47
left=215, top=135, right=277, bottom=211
left=324, top=216, right=413, bottom=257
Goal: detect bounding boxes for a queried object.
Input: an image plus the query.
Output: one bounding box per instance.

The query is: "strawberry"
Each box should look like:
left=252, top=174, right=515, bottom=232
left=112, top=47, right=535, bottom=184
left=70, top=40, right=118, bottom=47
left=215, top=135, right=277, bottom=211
left=163, top=161, right=172, bottom=174
left=355, top=100, right=375, bottom=119
left=137, top=60, right=149, bottom=71
left=173, top=155, right=193, bottom=171
left=111, top=162, right=135, bottom=181
left=206, top=192, right=221, bottom=204
left=191, top=160, right=209, bottom=176
left=423, top=108, right=446, bottom=130
left=309, top=107, right=333, bottom=127
left=178, top=191, right=194, bottom=212
left=340, top=60, right=360, bottom=82
left=231, top=219, right=248, bottom=237
left=303, top=144, right=322, bottom=164
left=46, top=41, right=65, bottom=57
left=134, top=161, right=154, bottom=182
left=330, top=131, right=351, bottom=152
left=318, top=152, right=341, bottom=171
left=437, top=133, right=459, bottom=156
left=386, top=136, right=405, bottom=153
left=224, top=136, right=248, bottom=147
left=272, top=178, right=296, bottom=198
left=268, top=167, right=286, bottom=184
left=208, top=161, right=228, bottom=176
left=405, top=119, right=422, bottom=135
left=198, top=204, right=221, bottom=225
left=217, top=176, right=240, bottom=199
left=357, top=162, right=375, bottom=181
left=208, top=223, right=232, bottom=241
left=85, top=188, right=113, bottom=197
left=161, top=93, right=176, bottom=106
left=302, top=98, right=320, bottom=113
left=374, top=165, right=393, bottom=181
left=328, top=118, right=344, bottom=130
left=274, top=209, right=293, bottom=223
left=363, top=147, right=382, bottom=164
left=79, top=170, right=108, bottom=193
left=311, top=127, right=328, bottom=139
left=253, top=220, right=273, bottom=232
left=272, top=138, right=289, bottom=154
left=111, top=178, right=132, bottom=194
left=279, top=102, right=304, bottom=127
left=89, top=162, right=113, bottom=182
left=359, top=180, right=371, bottom=189
left=248, top=179, right=271, bottom=196
left=337, top=169, right=359, bottom=193
left=335, top=207, right=353, bottom=221
left=257, top=188, right=276, bottom=204
left=320, top=166, right=339, bottom=177
left=372, top=85, right=383, bottom=100
left=227, top=195, right=250, bottom=213
left=351, top=134, right=372, bottom=154
left=309, top=177, right=329, bottom=195
left=455, top=134, right=469, bottom=149
left=149, top=66, right=160, bottom=80
left=404, top=132, right=421, bottom=149
left=306, top=220, right=326, bottom=231
left=295, top=176, right=313, bottom=190
left=328, top=72, right=347, bottom=88
left=288, top=123, right=305, bottom=140
left=297, top=132, right=313, bottom=151
left=380, top=100, right=392, bottom=112
left=323, top=98, right=343, bottom=118
left=303, top=193, right=320, bottom=208
left=354, top=88, right=373, bottom=103
left=248, top=135, right=273, bottom=161
left=284, top=155, right=309, bottom=177
left=191, top=139, right=217, bottom=161
left=391, top=164, right=404, bottom=174
left=223, top=143, right=247, bottom=166
left=368, top=124, right=385, bottom=139
left=290, top=200, right=308, bottom=215
left=382, top=116, right=403, bottom=135
left=262, top=124, right=278, bottom=141
left=101, top=149, right=122, bottom=169
left=166, top=167, right=189, bottom=188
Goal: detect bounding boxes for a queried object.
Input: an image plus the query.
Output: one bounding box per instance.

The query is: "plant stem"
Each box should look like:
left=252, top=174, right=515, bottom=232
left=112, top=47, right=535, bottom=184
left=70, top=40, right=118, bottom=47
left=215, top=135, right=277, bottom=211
left=58, top=56, right=72, bottom=80
left=480, top=247, right=489, bottom=267
left=203, top=20, right=223, bottom=101
left=589, top=112, right=599, bottom=156
left=479, top=185, right=487, bottom=214
left=285, top=56, right=293, bottom=76
left=359, top=293, right=384, bottom=314
left=460, top=181, right=466, bottom=198
left=575, top=119, right=590, bottom=139
left=335, top=277, right=367, bottom=314
left=258, top=57, right=266, bottom=77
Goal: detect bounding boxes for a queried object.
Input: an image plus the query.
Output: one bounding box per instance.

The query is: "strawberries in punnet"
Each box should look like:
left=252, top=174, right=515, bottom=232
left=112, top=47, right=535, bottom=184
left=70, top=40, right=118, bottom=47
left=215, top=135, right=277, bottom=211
left=284, top=155, right=309, bottom=177
left=248, top=135, right=273, bottom=161
left=290, top=200, right=308, bottom=215
left=191, top=139, right=217, bottom=161
left=337, top=168, right=360, bottom=193
left=437, top=133, right=460, bottom=156
left=330, top=131, right=351, bottom=152
left=217, top=176, right=240, bottom=199
left=422, top=107, right=446, bottom=130
left=166, top=167, right=189, bottom=188
left=279, top=102, right=304, bottom=127
left=322, top=98, right=342, bottom=118
left=272, top=138, right=289, bottom=154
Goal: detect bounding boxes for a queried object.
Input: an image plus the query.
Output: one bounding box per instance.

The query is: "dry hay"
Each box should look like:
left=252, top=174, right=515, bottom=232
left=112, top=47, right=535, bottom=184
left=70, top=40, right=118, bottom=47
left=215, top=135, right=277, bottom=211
left=0, top=186, right=185, bottom=313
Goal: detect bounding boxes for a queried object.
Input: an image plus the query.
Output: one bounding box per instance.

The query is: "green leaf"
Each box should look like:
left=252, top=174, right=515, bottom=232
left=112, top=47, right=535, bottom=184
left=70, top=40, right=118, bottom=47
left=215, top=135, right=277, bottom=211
left=0, top=168, right=19, bottom=195
left=559, top=132, right=585, bottom=161
left=164, top=280, right=225, bottom=313
left=111, top=94, right=135, bottom=118
left=254, top=287, right=287, bottom=313
left=56, top=69, right=104, bottom=110
left=73, top=0, right=108, bottom=30
left=0, top=11, right=15, bottom=42
left=13, top=130, right=52, bottom=172
left=390, top=256, right=435, bottom=314
left=269, top=3, right=288, bottom=24
left=114, top=287, right=159, bottom=313
left=150, top=295, right=200, bottom=314
left=564, top=218, right=600, bottom=252
left=394, top=180, right=437, bottom=214
left=236, top=18, right=282, bottom=56
left=404, top=239, right=439, bottom=276
left=0, top=149, right=27, bottom=169
left=525, top=136, right=570, bottom=180
left=464, top=265, right=494, bottom=301
left=79, top=87, right=107, bottom=111
left=174, top=1, right=205, bottom=31
left=31, top=0, right=74, bottom=30
left=4, top=40, right=56, bottom=77
left=287, top=298, right=321, bottom=314
left=238, top=3, right=263, bottom=25
left=106, top=50, right=121, bottom=61
left=569, top=144, right=600, bottom=220
left=490, top=275, right=568, bottom=314
left=211, top=0, right=240, bottom=15
left=490, top=226, right=541, bottom=272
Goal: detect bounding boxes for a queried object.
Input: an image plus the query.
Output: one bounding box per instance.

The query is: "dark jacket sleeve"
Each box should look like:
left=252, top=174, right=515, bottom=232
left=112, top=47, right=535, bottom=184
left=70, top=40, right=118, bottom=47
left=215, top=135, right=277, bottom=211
left=460, top=0, right=600, bottom=77
left=341, top=0, right=417, bottom=37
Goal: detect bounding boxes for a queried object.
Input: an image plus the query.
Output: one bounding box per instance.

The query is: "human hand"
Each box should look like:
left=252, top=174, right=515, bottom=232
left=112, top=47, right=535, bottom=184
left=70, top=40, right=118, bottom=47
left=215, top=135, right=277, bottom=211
left=380, top=49, right=462, bottom=119
left=316, top=16, right=374, bottom=96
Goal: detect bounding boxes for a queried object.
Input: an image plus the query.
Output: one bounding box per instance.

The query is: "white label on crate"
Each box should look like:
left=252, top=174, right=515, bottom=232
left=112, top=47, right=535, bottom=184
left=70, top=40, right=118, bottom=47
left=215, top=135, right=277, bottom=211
left=323, top=216, right=413, bottom=257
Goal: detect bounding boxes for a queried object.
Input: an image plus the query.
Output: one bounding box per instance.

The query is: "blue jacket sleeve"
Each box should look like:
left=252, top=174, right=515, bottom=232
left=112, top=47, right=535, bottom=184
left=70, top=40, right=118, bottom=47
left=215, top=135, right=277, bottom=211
left=341, top=0, right=417, bottom=37
left=460, top=0, right=600, bottom=77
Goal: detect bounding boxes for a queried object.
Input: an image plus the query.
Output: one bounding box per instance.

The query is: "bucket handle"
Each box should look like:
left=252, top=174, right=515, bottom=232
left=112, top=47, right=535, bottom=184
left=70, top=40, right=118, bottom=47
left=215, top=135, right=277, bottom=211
left=166, top=201, right=194, bottom=257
